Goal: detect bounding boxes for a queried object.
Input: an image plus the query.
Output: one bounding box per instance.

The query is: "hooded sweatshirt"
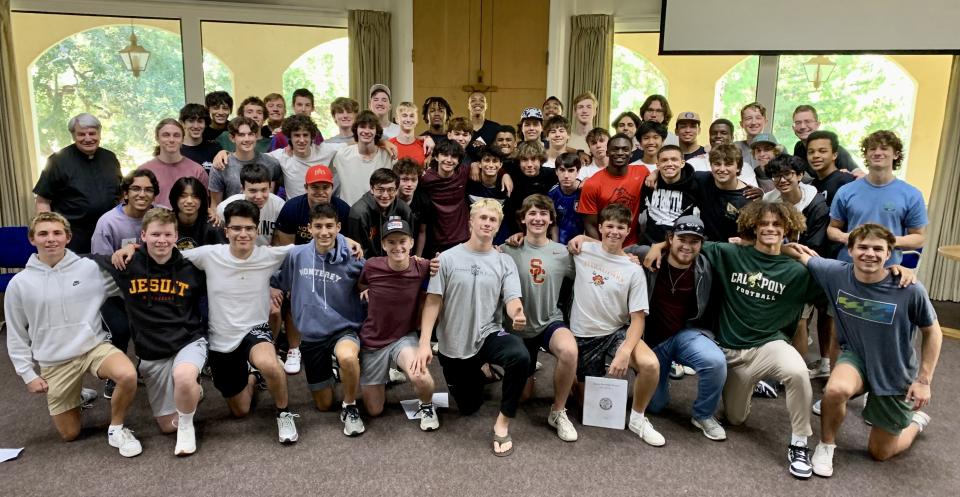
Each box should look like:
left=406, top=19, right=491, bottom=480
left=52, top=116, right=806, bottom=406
left=763, top=182, right=831, bottom=255
left=271, top=234, right=365, bottom=341
left=4, top=251, right=119, bottom=384
left=641, top=163, right=700, bottom=244
left=95, top=245, right=207, bottom=360
left=347, top=192, right=413, bottom=258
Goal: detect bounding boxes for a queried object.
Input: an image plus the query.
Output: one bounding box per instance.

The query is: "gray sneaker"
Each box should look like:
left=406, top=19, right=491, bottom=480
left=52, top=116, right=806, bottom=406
left=340, top=404, right=365, bottom=436
left=548, top=408, right=578, bottom=442
left=80, top=388, right=98, bottom=409
left=692, top=417, right=727, bottom=441
left=277, top=411, right=300, bottom=444
left=417, top=402, right=439, bottom=431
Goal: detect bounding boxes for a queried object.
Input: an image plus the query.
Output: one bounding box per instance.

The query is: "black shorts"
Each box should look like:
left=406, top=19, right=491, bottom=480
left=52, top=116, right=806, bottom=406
left=575, top=327, right=626, bottom=380
left=522, top=321, right=568, bottom=377
left=208, top=324, right=273, bottom=398
left=300, top=329, right=360, bottom=391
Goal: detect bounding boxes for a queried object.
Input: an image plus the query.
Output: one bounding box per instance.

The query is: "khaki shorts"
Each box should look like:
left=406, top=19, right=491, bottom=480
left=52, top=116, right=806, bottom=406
left=40, top=342, right=121, bottom=416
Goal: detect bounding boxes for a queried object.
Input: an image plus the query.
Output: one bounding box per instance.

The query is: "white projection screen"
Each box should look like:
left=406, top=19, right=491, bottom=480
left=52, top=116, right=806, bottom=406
left=659, top=0, right=960, bottom=54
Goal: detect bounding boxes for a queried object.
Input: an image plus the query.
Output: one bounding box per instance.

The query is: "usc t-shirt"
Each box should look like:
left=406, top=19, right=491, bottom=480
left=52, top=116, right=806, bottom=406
left=576, top=165, right=649, bottom=247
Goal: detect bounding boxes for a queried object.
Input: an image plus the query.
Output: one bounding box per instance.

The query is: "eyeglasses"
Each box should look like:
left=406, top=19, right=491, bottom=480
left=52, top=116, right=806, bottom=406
left=772, top=172, right=796, bottom=182
left=226, top=225, right=258, bottom=234
left=373, top=186, right=398, bottom=196
left=128, top=186, right=155, bottom=194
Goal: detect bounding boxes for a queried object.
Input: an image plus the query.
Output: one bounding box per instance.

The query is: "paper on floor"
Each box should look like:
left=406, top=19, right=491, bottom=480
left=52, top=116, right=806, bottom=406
left=582, top=376, right=628, bottom=430
left=400, top=393, right=449, bottom=419
left=0, top=448, right=24, bottom=463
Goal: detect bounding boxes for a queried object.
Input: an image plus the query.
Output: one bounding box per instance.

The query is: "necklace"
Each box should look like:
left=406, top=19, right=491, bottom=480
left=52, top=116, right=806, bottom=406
left=666, top=264, right=692, bottom=294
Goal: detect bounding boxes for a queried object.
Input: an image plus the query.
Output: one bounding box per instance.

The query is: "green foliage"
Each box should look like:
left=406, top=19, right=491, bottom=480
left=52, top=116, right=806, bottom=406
left=281, top=38, right=349, bottom=138
left=203, top=52, right=234, bottom=96
left=609, top=45, right=667, bottom=128
left=715, top=56, right=759, bottom=140
left=772, top=55, right=914, bottom=171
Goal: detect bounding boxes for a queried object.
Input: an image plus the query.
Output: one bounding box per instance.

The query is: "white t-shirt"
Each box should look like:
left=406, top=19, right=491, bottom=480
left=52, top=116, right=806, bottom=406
left=629, top=159, right=658, bottom=173
left=570, top=242, right=649, bottom=338
left=182, top=244, right=293, bottom=353
left=330, top=144, right=394, bottom=205
left=686, top=154, right=711, bottom=173
left=578, top=163, right=603, bottom=181
left=269, top=143, right=344, bottom=199
left=217, top=193, right=285, bottom=246
left=382, top=122, right=401, bottom=140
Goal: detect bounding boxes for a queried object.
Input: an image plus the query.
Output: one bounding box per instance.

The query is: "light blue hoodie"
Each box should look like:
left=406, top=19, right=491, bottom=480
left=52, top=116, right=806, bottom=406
left=271, top=234, right=365, bottom=341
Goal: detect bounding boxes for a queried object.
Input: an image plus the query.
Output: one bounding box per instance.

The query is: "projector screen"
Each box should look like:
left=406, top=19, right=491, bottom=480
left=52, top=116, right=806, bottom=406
left=660, top=0, right=960, bottom=54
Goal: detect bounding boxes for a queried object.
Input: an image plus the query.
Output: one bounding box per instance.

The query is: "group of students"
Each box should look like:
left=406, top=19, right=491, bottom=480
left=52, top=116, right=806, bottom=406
left=6, top=85, right=943, bottom=480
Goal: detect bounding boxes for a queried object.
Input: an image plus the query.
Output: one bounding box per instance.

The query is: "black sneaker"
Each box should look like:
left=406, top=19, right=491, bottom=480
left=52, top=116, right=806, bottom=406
left=251, top=370, right=268, bottom=391
left=103, top=379, right=116, bottom=399
left=788, top=443, right=813, bottom=479
left=752, top=380, right=778, bottom=399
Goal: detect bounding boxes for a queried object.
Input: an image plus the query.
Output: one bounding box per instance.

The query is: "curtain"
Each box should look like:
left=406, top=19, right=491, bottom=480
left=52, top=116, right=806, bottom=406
left=566, top=14, right=614, bottom=129
left=348, top=10, right=391, bottom=105
left=917, top=55, right=960, bottom=302
left=0, top=0, right=33, bottom=226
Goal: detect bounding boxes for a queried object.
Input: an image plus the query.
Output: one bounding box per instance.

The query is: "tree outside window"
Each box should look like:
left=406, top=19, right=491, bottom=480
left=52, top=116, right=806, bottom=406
left=714, top=56, right=759, bottom=141
left=609, top=44, right=667, bottom=129
left=282, top=37, right=349, bottom=139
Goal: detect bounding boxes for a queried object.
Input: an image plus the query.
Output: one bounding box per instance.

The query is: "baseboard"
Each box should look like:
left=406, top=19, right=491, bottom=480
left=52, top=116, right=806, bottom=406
left=944, top=327, right=960, bottom=340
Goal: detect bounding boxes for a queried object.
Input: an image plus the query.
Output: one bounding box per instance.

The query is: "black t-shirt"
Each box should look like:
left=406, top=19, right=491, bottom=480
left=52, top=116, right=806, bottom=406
left=810, top=169, right=856, bottom=207
left=645, top=262, right=697, bottom=348
left=503, top=163, right=558, bottom=235
left=793, top=141, right=860, bottom=175
left=202, top=125, right=225, bottom=143
left=181, top=141, right=223, bottom=174
left=467, top=119, right=502, bottom=160
left=274, top=194, right=351, bottom=245
left=691, top=171, right=754, bottom=242
left=33, top=144, right=122, bottom=253
left=683, top=146, right=707, bottom=160
left=176, top=219, right=226, bottom=250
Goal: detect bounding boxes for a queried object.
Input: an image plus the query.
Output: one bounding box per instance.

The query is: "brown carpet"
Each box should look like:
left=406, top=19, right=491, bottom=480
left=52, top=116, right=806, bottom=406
left=0, top=328, right=957, bottom=497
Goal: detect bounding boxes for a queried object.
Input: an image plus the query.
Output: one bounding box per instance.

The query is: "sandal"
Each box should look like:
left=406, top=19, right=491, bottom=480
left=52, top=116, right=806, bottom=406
left=492, top=432, right=514, bottom=457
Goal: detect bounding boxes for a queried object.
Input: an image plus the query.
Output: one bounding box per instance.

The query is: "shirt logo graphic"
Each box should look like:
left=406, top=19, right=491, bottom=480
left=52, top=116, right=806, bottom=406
left=746, top=271, right=763, bottom=288
left=73, top=280, right=80, bottom=286
left=592, top=273, right=606, bottom=286
left=470, top=264, right=480, bottom=276
left=529, top=258, right=545, bottom=284
left=836, top=289, right=897, bottom=324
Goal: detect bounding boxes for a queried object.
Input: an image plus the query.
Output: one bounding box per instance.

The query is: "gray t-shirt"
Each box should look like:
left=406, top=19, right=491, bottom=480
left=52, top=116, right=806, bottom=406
left=427, top=243, right=522, bottom=358
left=501, top=240, right=574, bottom=338
left=208, top=152, right=281, bottom=198
left=807, top=257, right=936, bottom=395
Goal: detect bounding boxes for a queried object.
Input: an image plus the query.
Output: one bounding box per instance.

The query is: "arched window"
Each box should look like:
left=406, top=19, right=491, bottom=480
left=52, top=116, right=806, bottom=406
left=609, top=44, right=667, bottom=127
left=202, top=51, right=234, bottom=97
left=282, top=37, right=349, bottom=138
left=714, top=56, right=760, bottom=141
left=773, top=55, right=916, bottom=172
left=29, top=24, right=187, bottom=171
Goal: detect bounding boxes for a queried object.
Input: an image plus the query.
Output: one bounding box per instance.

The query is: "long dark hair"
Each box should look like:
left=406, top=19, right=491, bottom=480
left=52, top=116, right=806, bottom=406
left=169, top=177, right=209, bottom=222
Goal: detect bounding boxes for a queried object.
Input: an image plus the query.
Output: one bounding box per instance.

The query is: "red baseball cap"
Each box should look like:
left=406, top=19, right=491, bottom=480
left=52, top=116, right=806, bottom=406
left=305, top=164, right=334, bottom=185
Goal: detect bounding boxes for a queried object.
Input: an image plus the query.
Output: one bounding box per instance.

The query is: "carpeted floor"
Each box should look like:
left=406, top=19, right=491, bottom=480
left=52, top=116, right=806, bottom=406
left=0, top=328, right=957, bottom=497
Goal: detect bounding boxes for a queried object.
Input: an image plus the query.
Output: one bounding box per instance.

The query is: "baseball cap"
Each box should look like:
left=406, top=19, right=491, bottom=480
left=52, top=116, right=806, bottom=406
left=369, top=83, right=391, bottom=101
left=305, top=164, right=334, bottom=185
left=520, top=107, right=543, bottom=121
left=672, top=215, right=706, bottom=239
left=382, top=218, right=412, bottom=238
left=676, top=111, right=701, bottom=123
left=750, top=133, right=779, bottom=147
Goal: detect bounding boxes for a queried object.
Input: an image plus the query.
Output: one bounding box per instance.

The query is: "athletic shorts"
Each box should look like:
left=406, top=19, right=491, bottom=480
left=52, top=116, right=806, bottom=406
left=837, top=349, right=914, bottom=435
left=522, top=321, right=568, bottom=377
left=574, top=327, right=626, bottom=380
left=208, top=324, right=273, bottom=398
left=41, top=342, right=121, bottom=415
left=137, top=338, right=208, bottom=417
left=360, top=333, right=419, bottom=386
left=301, top=329, right=360, bottom=391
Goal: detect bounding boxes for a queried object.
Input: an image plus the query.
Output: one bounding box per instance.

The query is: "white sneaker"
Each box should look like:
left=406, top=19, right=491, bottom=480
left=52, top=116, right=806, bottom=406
left=808, top=360, right=831, bottom=379
left=417, top=402, right=440, bottom=431
left=691, top=417, right=727, bottom=441
left=669, top=362, right=684, bottom=379
left=912, top=411, right=931, bottom=432
left=340, top=404, right=365, bottom=437
left=811, top=442, right=835, bottom=477
left=175, top=421, right=196, bottom=456
left=628, top=415, right=665, bottom=447
left=277, top=411, right=300, bottom=443
left=80, top=388, right=98, bottom=409
left=388, top=367, right=408, bottom=384
left=548, top=409, right=578, bottom=442
left=682, top=365, right=696, bottom=376
left=812, top=399, right=822, bottom=416
left=108, top=427, right=143, bottom=458
left=283, top=348, right=301, bottom=375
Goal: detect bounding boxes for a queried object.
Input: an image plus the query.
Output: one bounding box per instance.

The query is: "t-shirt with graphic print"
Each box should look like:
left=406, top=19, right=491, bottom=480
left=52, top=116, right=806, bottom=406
left=807, top=257, right=936, bottom=395
left=699, top=242, right=824, bottom=349
left=501, top=240, right=575, bottom=338
left=570, top=242, right=648, bottom=338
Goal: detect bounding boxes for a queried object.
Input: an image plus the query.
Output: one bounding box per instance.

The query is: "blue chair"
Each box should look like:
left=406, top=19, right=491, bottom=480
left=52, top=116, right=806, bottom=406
left=901, top=247, right=923, bottom=269
left=0, top=227, right=37, bottom=293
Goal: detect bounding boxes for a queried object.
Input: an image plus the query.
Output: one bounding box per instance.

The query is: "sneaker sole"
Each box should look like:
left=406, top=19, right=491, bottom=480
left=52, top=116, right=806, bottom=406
left=628, top=425, right=665, bottom=447
left=420, top=423, right=439, bottom=432
left=279, top=434, right=299, bottom=444
left=343, top=429, right=365, bottom=437
left=284, top=368, right=301, bottom=375
left=547, top=419, right=578, bottom=442
left=175, top=446, right=196, bottom=457
left=813, top=466, right=833, bottom=478
left=789, top=467, right=813, bottom=479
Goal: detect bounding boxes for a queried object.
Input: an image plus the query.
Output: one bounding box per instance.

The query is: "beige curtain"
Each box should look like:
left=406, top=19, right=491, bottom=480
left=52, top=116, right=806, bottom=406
left=917, top=55, right=960, bottom=302
left=348, top=10, right=391, bottom=105
left=566, top=14, right=614, bottom=129
left=0, top=0, right=33, bottom=226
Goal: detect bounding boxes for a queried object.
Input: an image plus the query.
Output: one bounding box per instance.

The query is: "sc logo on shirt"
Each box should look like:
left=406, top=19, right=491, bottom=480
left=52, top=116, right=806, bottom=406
left=529, top=259, right=545, bottom=284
